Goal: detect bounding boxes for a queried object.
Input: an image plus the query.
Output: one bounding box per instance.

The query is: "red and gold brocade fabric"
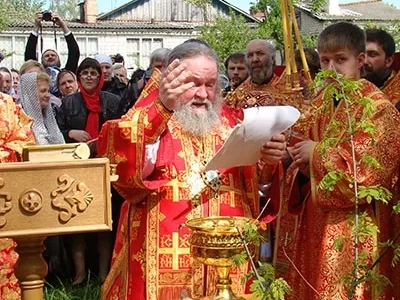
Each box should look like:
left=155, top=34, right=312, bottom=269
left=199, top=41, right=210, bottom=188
left=0, top=239, right=20, bottom=300
left=380, top=52, right=400, bottom=106
left=275, top=79, right=400, bottom=299
left=98, top=94, right=276, bottom=300
left=0, top=92, right=34, bottom=300
left=382, top=69, right=400, bottom=106
left=0, top=93, right=34, bottom=162
left=223, top=74, right=305, bottom=109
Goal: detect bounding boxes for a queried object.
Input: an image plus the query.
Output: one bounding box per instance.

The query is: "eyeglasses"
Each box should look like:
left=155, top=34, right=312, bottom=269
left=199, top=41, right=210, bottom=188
left=79, top=70, right=100, bottom=79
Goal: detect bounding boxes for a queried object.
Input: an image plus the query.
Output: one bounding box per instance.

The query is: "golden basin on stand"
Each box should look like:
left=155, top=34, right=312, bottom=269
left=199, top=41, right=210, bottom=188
left=185, top=216, right=253, bottom=300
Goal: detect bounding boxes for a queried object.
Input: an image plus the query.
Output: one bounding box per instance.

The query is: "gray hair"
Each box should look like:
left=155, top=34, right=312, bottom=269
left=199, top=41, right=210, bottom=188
left=150, top=48, right=171, bottom=67
left=167, top=42, right=219, bottom=66
left=246, top=39, right=276, bottom=63
left=112, top=63, right=127, bottom=74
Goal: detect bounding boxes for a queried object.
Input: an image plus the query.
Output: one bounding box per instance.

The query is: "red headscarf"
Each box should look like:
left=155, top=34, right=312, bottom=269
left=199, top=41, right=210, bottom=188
left=77, top=70, right=104, bottom=139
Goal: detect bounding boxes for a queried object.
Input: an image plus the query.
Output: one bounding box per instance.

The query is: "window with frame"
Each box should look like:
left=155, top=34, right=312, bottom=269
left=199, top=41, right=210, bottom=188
left=126, top=38, right=163, bottom=71
left=0, top=35, right=29, bottom=69
left=75, top=37, right=99, bottom=64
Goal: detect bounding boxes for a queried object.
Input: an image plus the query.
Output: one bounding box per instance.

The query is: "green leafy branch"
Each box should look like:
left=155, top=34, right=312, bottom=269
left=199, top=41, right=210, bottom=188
left=313, top=69, right=398, bottom=297
left=232, top=219, right=291, bottom=300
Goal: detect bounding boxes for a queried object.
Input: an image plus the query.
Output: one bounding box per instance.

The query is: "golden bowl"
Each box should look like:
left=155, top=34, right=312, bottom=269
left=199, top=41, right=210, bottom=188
left=185, top=216, right=252, bottom=267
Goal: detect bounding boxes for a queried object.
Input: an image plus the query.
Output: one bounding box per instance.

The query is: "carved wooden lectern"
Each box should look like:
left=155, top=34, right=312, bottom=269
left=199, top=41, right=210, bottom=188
left=0, top=144, right=113, bottom=300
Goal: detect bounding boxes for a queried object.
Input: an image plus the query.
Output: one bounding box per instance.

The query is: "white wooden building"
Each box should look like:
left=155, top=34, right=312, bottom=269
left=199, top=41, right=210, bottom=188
left=0, top=0, right=257, bottom=72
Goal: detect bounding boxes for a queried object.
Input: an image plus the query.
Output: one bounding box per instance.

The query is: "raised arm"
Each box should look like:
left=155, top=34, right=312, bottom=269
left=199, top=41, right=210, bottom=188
left=24, top=12, right=42, bottom=61
left=51, top=13, right=80, bottom=72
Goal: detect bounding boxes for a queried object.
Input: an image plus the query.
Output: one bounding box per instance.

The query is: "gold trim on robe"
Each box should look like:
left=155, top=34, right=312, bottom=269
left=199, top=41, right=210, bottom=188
left=99, top=95, right=267, bottom=299
left=275, top=79, right=400, bottom=299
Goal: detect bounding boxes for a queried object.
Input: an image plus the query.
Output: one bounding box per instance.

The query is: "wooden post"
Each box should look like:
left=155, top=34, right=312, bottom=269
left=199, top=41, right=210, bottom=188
left=13, top=236, right=47, bottom=300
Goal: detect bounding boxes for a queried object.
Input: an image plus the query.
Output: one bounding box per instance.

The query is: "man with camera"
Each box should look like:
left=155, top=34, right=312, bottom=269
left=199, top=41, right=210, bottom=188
left=24, top=11, right=80, bottom=73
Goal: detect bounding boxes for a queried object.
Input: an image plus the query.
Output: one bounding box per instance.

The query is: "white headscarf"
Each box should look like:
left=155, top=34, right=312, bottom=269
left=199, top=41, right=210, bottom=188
left=19, top=72, right=65, bottom=145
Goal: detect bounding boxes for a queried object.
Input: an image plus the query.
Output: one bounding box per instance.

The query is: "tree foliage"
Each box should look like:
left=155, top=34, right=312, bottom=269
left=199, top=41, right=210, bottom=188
left=199, top=10, right=262, bottom=68
left=0, top=0, right=44, bottom=33
left=199, top=3, right=318, bottom=68
left=48, top=0, right=81, bottom=21
left=249, top=0, right=318, bottom=50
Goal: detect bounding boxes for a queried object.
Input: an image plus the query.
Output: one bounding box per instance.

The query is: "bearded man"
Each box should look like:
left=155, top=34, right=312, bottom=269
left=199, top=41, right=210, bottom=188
left=224, top=39, right=303, bottom=109
left=364, top=28, right=400, bottom=108
left=98, top=42, right=286, bottom=300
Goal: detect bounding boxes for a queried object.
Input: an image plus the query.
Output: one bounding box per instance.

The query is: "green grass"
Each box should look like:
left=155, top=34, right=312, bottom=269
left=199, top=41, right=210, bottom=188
left=44, top=272, right=101, bottom=300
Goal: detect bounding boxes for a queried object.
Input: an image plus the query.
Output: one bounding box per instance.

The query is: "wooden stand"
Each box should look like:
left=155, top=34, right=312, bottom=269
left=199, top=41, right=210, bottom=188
left=0, top=158, right=112, bottom=300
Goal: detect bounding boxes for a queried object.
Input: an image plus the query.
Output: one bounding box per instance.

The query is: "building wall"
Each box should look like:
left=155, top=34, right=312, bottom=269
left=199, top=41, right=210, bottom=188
left=101, top=0, right=245, bottom=23
left=297, top=11, right=324, bottom=36
left=0, top=27, right=197, bottom=72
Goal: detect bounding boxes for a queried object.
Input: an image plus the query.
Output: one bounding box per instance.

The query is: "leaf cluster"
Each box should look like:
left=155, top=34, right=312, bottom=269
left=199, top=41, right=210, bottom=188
left=358, top=185, right=392, bottom=204
left=249, top=263, right=291, bottom=300
left=232, top=220, right=291, bottom=300
left=0, top=0, right=44, bottom=33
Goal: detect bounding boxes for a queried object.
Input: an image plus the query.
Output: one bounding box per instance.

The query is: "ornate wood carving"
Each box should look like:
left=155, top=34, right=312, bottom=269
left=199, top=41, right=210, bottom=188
left=19, top=189, right=44, bottom=214
left=0, top=178, right=12, bottom=228
left=50, top=174, right=94, bottom=223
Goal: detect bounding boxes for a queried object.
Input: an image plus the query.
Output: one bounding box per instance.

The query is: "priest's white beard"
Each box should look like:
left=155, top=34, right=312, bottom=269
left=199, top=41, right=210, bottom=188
left=174, top=97, right=222, bottom=137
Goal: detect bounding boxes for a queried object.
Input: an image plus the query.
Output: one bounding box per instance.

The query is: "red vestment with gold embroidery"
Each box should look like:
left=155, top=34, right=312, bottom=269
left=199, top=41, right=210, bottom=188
left=224, top=74, right=305, bottom=109
left=275, top=79, right=400, bottom=299
left=382, top=69, right=400, bottom=106
left=98, top=90, right=279, bottom=299
left=0, top=92, right=34, bottom=300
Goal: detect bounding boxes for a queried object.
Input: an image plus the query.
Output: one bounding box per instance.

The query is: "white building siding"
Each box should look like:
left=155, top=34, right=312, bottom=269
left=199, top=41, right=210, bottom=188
left=0, top=27, right=197, bottom=71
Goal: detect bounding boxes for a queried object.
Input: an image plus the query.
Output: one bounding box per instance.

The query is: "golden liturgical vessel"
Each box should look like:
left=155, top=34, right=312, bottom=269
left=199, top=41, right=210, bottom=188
left=186, top=216, right=254, bottom=300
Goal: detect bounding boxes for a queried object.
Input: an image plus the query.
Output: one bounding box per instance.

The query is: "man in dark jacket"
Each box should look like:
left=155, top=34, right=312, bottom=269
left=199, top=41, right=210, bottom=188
left=24, top=12, right=80, bottom=73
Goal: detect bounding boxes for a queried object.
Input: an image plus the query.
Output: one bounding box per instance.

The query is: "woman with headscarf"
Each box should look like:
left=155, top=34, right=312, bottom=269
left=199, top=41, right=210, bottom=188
left=18, top=71, right=71, bottom=279
left=56, top=57, right=121, bottom=284
left=19, top=72, right=64, bottom=145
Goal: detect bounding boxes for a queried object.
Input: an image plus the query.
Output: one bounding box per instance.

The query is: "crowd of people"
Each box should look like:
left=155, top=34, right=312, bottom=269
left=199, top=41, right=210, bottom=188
left=1, top=10, right=400, bottom=300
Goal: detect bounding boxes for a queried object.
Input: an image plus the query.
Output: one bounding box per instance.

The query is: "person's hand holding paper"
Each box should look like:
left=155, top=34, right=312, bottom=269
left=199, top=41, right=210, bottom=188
left=204, top=106, right=300, bottom=171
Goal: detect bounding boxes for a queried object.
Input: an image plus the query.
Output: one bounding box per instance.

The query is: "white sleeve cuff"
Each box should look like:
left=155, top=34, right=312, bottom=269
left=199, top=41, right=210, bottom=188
left=142, top=139, right=161, bottom=179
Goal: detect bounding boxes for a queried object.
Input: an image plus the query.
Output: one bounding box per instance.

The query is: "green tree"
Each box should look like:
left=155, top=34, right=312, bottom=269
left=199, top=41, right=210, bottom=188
left=0, top=0, right=44, bottom=33
left=48, top=0, right=80, bottom=21
left=199, top=10, right=261, bottom=69
left=250, top=0, right=318, bottom=50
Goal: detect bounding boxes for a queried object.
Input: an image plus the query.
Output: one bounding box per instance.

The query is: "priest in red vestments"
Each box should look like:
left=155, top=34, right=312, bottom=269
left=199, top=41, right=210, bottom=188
left=0, top=86, right=35, bottom=299
left=98, top=42, right=287, bottom=300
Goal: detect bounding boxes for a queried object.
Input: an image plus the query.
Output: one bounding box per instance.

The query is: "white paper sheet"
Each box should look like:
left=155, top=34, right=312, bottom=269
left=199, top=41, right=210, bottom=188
left=204, top=106, right=300, bottom=171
